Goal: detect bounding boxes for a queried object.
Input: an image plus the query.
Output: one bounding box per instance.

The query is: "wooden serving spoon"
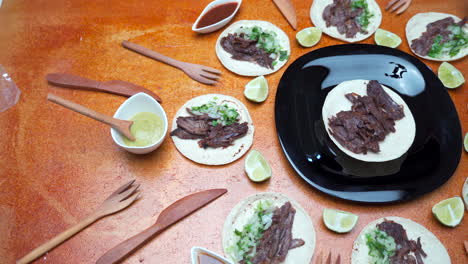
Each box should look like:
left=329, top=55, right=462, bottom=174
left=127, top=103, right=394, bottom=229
left=47, top=93, right=135, bottom=141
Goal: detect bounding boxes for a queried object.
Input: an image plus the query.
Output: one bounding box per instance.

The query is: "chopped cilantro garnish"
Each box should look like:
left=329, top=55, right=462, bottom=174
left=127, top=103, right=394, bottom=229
left=427, top=25, right=468, bottom=58
left=227, top=201, right=273, bottom=263
left=191, top=100, right=239, bottom=126
left=351, top=0, right=374, bottom=29
left=365, top=228, right=396, bottom=264
left=237, top=26, right=289, bottom=64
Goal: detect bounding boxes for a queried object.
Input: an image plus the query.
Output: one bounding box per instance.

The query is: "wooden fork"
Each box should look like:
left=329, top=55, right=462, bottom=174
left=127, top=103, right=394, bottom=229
left=122, top=40, right=221, bottom=85
left=16, top=180, right=140, bottom=264
left=385, top=0, right=412, bottom=15
left=314, top=251, right=341, bottom=264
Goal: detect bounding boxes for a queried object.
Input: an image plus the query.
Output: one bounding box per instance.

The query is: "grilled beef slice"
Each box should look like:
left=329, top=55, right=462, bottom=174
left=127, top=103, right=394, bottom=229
left=170, top=110, right=248, bottom=149
left=198, top=122, right=248, bottom=148
left=322, top=0, right=366, bottom=38
left=220, top=33, right=274, bottom=69
left=411, top=17, right=467, bottom=56
left=377, top=220, right=427, bottom=264
left=328, top=80, right=405, bottom=154
left=241, top=202, right=305, bottom=264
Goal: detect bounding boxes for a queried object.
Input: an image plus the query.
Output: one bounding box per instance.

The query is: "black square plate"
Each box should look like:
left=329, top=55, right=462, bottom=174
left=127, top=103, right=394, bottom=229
left=275, top=44, right=462, bottom=203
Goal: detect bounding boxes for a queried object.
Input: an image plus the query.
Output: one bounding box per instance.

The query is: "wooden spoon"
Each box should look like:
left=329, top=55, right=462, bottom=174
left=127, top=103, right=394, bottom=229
left=47, top=93, right=135, bottom=141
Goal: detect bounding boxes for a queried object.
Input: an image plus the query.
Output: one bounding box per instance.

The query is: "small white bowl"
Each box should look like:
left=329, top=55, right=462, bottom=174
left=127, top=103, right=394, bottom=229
left=191, top=247, right=232, bottom=264
left=192, top=0, right=242, bottom=34
left=111, top=92, right=168, bottom=154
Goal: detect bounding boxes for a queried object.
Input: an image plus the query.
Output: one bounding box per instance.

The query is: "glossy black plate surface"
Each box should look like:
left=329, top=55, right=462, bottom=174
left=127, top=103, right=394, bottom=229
left=275, top=44, right=462, bottom=203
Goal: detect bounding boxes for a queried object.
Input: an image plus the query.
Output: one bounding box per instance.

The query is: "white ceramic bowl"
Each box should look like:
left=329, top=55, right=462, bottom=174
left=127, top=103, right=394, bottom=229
left=191, top=247, right=232, bottom=264
left=111, top=92, right=168, bottom=154
left=192, top=0, right=242, bottom=34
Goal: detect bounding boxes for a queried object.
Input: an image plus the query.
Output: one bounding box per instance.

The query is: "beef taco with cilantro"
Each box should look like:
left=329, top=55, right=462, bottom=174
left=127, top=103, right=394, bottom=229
left=352, top=216, right=451, bottom=264
left=222, top=192, right=316, bottom=264
left=406, top=12, right=467, bottom=61
left=310, top=0, right=382, bottom=42
left=322, top=80, right=415, bottom=162
left=170, top=94, right=254, bottom=165
left=215, top=20, right=290, bottom=76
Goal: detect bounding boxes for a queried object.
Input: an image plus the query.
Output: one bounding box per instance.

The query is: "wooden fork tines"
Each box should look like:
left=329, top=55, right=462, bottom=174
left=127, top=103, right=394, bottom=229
left=122, top=40, right=221, bottom=85
left=315, top=251, right=341, bottom=264
left=16, top=180, right=140, bottom=264
left=385, top=0, right=412, bottom=15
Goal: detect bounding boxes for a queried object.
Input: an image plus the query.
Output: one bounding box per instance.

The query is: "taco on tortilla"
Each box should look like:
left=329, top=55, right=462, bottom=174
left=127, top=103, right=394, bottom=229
left=352, top=216, right=451, bottom=264
left=222, top=193, right=315, bottom=264
left=170, top=94, right=254, bottom=165
left=406, top=12, right=467, bottom=61
left=310, top=0, right=382, bottom=42
left=216, top=20, right=290, bottom=76
left=322, top=80, right=415, bottom=162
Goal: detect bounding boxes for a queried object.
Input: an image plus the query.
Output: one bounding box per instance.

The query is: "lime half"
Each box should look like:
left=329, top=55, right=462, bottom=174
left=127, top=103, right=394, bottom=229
left=432, top=197, right=465, bottom=227
left=296, top=27, right=322, bottom=47
left=244, top=150, right=272, bottom=182
left=374, top=28, right=402, bottom=48
left=244, top=76, right=268, bottom=103
left=323, top=208, right=358, bottom=233
left=464, top=133, right=468, bottom=152
left=438, top=62, right=465, bottom=89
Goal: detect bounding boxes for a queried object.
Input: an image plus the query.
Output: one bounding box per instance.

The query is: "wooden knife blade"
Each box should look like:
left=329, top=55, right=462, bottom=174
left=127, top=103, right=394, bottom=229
left=46, top=73, right=162, bottom=103
left=272, top=0, right=297, bottom=30
left=95, top=188, right=227, bottom=264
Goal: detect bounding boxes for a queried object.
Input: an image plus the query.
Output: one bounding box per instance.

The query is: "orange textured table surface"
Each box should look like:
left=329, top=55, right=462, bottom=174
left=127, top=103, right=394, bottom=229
left=1, top=0, right=467, bottom=263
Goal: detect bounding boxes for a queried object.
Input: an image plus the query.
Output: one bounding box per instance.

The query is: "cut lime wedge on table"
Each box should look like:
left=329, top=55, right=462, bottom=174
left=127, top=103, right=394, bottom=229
left=323, top=208, right=358, bottom=233
left=244, top=150, right=272, bottom=182
left=374, top=28, right=402, bottom=48
left=296, top=27, right=322, bottom=47
left=432, top=197, right=465, bottom=227
left=438, top=62, right=465, bottom=89
left=464, top=133, right=468, bottom=152
left=244, top=76, right=268, bottom=103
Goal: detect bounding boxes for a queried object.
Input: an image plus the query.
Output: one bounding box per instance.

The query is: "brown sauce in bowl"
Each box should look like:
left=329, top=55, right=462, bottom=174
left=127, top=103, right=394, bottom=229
left=197, top=252, right=226, bottom=264
left=196, top=2, right=238, bottom=29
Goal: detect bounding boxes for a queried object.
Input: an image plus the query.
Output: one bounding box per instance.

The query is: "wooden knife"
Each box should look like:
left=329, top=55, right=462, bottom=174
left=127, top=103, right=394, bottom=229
left=95, top=188, right=227, bottom=264
left=46, top=73, right=162, bottom=103
left=272, top=0, right=297, bottom=30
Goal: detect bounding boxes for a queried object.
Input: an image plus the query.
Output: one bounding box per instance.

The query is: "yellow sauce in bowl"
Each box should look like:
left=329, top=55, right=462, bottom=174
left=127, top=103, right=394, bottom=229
left=123, top=112, right=164, bottom=147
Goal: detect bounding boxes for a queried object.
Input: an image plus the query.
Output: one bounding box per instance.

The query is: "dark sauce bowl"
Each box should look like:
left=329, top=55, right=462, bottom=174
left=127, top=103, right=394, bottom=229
left=192, top=0, right=242, bottom=34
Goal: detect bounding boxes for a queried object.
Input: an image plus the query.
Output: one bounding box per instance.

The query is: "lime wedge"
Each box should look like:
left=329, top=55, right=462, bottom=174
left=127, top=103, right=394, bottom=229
left=244, top=150, right=272, bottom=182
left=464, top=133, right=468, bottom=152
left=296, top=27, right=322, bottom=47
left=462, top=178, right=468, bottom=209
left=374, top=28, right=402, bottom=48
left=323, top=208, right=358, bottom=233
left=432, top=197, right=465, bottom=227
left=438, top=62, right=465, bottom=89
left=244, top=76, right=268, bottom=103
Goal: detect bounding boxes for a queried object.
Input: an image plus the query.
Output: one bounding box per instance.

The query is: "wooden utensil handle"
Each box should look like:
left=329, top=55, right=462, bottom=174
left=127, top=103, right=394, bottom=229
left=96, top=225, right=162, bottom=264
left=47, top=73, right=101, bottom=90
left=122, top=40, right=183, bottom=69
left=47, top=93, right=118, bottom=128
left=16, top=214, right=98, bottom=264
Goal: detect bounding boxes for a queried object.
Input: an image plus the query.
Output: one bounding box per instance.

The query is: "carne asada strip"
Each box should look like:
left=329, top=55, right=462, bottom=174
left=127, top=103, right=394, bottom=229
left=220, top=26, right=289, bottom=69
left=322, top=0, right=369, bottom=38
left=411, top=16, right=467, bottom=57
left=241, top=202, right=305, bottom=264
left=221, top=33, right=275, bottom=69
left=377, top=220, right=427, bottom=264
left=171, top=101, right=248, bottom=149
left=328, top=80, right=405, bottom=154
